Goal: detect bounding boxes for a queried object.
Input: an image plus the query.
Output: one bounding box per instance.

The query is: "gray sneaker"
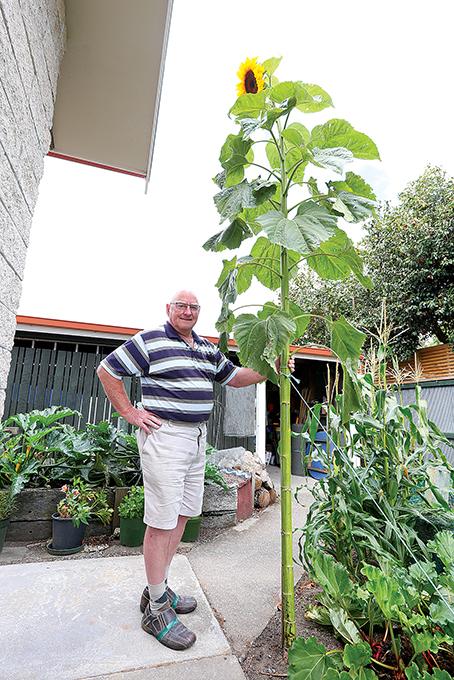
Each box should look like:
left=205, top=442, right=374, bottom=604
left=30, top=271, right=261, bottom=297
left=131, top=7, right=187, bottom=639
left=141, top=601, right=196, bottom=650
left=140, top=586, right=197, bottom=615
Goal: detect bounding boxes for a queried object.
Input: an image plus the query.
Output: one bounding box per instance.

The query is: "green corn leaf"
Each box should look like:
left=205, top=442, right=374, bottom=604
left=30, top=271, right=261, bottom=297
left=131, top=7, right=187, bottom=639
left=233, top=311, right=296, bottom=383
left=310, top=119, right=380, bottom=160
left=288, top=637, right=342, bottom=680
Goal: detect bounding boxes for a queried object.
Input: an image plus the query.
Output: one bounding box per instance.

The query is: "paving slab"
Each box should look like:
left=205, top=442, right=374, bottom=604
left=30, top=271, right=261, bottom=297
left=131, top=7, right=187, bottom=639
left=188, top=469, right=315, bottom=655
left=0, top=554, right=233, bottom=680
left=93, top=654, right=246, bottom=679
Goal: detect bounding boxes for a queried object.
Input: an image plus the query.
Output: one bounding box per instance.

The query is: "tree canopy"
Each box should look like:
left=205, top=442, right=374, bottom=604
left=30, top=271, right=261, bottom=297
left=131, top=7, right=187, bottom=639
left=290, top=166, right=454, bottom=359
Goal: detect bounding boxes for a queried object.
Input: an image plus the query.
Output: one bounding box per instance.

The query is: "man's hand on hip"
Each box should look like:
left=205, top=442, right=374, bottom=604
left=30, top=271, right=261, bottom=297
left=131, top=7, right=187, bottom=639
left=126, top=408, right=162, bottom=434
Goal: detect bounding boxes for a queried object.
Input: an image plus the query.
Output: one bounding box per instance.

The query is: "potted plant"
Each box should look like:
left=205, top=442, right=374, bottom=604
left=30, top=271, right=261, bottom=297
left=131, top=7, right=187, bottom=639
left=48, top=477, right=113, bottom=555
left=118, top=486, right=145, bottom=547
left=182, top=459, right=230, bottom=542
left=0, top=489, right=16, bottom=553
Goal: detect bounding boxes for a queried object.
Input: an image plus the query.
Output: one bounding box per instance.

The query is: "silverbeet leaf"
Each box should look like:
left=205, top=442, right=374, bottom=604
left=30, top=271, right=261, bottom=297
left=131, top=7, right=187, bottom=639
left=288, top=636, right=342, bottom=680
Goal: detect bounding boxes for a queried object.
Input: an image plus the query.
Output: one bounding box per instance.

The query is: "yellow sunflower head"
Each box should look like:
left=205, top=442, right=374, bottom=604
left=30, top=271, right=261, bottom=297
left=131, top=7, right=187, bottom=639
left=236, top=57, right=265, bottom=97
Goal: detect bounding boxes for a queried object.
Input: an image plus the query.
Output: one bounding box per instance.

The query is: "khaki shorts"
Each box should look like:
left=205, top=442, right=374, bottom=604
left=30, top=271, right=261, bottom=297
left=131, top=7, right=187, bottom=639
left=136, top=420, right=207, bottom=530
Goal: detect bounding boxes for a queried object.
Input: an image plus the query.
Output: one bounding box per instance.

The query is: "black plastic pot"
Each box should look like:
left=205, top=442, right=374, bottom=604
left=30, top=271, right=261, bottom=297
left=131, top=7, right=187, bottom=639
left=0, top=518, right=10, bottom=553
left=51, top=513, right=87, bottom=550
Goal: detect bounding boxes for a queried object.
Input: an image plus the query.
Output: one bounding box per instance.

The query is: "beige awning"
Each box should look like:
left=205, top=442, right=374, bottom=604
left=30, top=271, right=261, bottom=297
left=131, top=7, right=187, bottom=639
left=50, top=0, right=173, bottom=187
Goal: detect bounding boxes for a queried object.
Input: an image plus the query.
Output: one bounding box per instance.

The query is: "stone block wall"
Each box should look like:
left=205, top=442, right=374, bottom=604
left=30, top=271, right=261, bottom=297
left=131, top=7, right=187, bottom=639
left=0, top=0, right=65, bottom=417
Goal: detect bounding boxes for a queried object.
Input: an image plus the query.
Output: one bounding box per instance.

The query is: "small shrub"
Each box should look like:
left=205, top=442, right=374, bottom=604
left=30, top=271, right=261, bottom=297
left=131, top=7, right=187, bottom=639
left=118, top=486, right=144, bottom=519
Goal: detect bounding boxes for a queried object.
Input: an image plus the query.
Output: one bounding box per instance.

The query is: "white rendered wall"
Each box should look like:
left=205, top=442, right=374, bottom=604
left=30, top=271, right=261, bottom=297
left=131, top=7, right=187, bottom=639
left=0, top=0, right=65, bottom=416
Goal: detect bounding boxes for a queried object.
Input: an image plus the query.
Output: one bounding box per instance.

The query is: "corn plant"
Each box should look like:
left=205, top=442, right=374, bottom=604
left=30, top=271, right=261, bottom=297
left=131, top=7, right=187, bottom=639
left=205, top=57, right=379, bottom=647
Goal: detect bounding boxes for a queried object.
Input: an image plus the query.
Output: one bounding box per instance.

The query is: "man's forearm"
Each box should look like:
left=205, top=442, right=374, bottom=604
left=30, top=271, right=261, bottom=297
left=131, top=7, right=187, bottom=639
left=96, top=366, right=135, bottom=418
left=227, top=367, right=267, bottom=388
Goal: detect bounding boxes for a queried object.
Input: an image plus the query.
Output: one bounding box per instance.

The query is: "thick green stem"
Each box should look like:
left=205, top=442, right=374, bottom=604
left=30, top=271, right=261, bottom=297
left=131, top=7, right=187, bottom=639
left=278, top=125, right=296, bottom=649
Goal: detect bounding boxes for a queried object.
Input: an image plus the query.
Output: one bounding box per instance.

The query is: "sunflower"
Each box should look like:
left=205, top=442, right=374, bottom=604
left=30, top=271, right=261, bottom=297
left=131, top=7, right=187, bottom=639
left=236, top=57, right=265, bottom=96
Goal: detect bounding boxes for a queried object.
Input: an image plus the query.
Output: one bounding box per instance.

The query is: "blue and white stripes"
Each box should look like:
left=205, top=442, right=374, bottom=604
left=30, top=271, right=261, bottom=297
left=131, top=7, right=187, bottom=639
left=100, top=322, right=239, bottom=423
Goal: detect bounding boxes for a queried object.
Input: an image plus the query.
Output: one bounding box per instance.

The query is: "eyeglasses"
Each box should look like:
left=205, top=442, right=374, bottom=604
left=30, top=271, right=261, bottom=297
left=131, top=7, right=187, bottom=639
left=170, top=301, right=201, bottom=312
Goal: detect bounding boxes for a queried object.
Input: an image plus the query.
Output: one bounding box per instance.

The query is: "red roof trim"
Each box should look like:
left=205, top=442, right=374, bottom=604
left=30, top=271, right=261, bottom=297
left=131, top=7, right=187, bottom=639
left=47, top=152, right=146, bottom=179
left=16, top=315, right=334, bottom=358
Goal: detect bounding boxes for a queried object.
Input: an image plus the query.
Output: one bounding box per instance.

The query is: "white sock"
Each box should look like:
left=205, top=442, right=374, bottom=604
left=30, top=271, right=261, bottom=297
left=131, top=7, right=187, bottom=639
left=148, top=580, right=167, bottom=613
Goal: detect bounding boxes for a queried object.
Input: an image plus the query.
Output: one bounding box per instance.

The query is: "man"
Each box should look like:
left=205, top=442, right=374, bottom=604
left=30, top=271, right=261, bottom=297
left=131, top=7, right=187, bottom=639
left=97, top=290, right=286, bottom=650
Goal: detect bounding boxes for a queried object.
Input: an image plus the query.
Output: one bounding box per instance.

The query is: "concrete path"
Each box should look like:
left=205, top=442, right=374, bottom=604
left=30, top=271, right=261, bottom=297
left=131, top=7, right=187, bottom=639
left=0, top=470, right=314, bottom=679
left=188, top=469, right=315, bottom=655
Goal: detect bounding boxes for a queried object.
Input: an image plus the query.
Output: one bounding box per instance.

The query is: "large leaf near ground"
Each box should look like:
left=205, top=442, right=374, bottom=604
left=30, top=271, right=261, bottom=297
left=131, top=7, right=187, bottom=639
left=214, top=179, right=277, bottom=223
left=361, top=564, right=406, bottom=620
left=257, top=209, right=335, bottom=254
left=306, top=228, right=372, bottom=288
left=249, top=237, right=300, bottom=290
left=310, top=551, right=355, bottom=605
left=229, top=92, right=267, bottom=119
left=233, top=311, right=296, bottom=383
left=203, top=218, right=253, bottom=252
left=329, top=609, right=362, bottom=645
left=331, top=317, right=366, bottom=363
left=310, top=119, right=380, bottom=160
left=332, top=192, right=377, bottom=223
left=311, top=147, right=353, bottom=174
left=343, top=642, right=372, bottom=670
left=329, top=172, right=377, bottom=201
left=288, top=637, right=342, bottom=680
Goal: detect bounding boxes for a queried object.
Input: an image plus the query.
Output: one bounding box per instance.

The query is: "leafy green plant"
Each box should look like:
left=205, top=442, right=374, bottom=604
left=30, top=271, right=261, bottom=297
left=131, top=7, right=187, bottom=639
left=204, top=461, right=229, bottom=491
left=0, top=488, right=17, bottom=521
left=118, top=486, right=144, bottom=520
left=56, top=478, right=113, bottom=527
left=292, top=336, right=454, bottom=676
left=206, top=56, right=379, bottom=646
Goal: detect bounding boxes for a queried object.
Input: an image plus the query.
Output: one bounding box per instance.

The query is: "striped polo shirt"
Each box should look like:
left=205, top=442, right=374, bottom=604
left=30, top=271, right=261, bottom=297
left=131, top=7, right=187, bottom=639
left=100, top=321, right=239, bottom=423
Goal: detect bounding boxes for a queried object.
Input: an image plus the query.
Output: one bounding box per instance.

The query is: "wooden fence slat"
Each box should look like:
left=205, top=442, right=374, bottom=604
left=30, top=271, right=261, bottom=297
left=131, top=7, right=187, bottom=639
left=16, top=347, right=36, bottom=414
left=79, top=352, right=97, bottom=424
left=66, top=352, right=82, bottom=413
left=34, top=349, right=52, bottom=410
left=50, top=351, right=67, bottom=407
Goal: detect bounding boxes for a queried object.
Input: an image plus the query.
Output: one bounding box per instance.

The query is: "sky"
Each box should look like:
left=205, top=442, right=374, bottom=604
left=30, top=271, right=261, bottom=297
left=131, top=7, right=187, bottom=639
left=18, top=0, right=454, bottom=336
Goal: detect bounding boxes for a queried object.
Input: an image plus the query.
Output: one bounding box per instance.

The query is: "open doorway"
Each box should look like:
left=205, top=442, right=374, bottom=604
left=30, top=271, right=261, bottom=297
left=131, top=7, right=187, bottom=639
left=265, top=358, right=339, bottom=464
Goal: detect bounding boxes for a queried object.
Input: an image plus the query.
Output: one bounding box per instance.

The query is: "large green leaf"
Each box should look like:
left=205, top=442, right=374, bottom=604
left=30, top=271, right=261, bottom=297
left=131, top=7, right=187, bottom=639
left=343, top=642, right=372, bottom=670
left=259, top=300, right=310, bottom=342
left=249, top=237, right=300, bottom=290
left=329, top=172, right=377, bottom=201
left=310, top=550, right=355, bottom=605
left=310, top=119, right=380, bottom=160
left=311, top=147, right=353, bottom=174
left=203, top=218, right=253, bottom=252
left=361, top=564, right=406, bottom=620
left=332, top=192, right=377, bottom=223
left=215, top=256, right=253, bottom=306
left=219, top=134, right=253, bottom=187
left=257, top=208, right=335, bottom=254
left=282, top=122, right=311, bottom=147
left=307, top=228, right=372, bottom=288
left=331, top=317, right=366, bottom=363
left=427, top=530, right=454, bottom=569
left=270, top=81, right=305, bottom=104
left=297, top=83, right=333, bottom=113
left=262, top=56, right=282, bottom=75
left=296, top=200, right=338, bottom=236
left=329, top=609, right=362, bottom=645
left=288, top=637, right=342, bottom=680
left=229, top=92, right=267, bottom=119
left=266, top=141, right=281, bottom=169
left=214, top=179, right=277, bottom=223
left=233, top=311, right=296, bottom=383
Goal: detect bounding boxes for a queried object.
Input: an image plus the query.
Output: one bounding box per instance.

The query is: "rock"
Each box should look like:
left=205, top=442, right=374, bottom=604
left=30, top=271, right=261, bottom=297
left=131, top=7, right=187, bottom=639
left=202, top=481, right=237, bottom=513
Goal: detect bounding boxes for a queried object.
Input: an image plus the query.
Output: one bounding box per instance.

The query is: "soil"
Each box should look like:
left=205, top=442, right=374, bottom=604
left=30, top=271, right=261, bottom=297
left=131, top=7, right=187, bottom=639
left=240, top=576, right=339, bottom=680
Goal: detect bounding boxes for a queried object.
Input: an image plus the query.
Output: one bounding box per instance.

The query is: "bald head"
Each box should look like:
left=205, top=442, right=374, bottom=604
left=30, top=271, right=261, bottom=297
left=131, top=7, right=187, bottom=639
left=166, top=290, right=200, bottom=337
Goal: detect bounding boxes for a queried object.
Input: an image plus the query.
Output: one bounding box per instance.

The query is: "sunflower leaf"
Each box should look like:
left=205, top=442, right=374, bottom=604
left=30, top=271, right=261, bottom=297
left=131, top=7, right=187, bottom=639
left=233, top=311, right=296, bottom=383
left=213, top=179, right=277, bottom=223
left=262, top=56, right=282, bottom=75
left=329, top=172, right=377, bottom=201
left=257, top=208, right=335, bottom=254
left=310, top=147, right=354, bottom=174
left=332, top=191, right=377, bottom=223
left=282, top=122, right=310, bottom=147
left=310, top=119, right=380, bottom=160
left=297, top=83, right=334, bottom=113
left=306, top=228, right=372, bottom=288
left=203, top=218, right=253, bottom=252
left=230, top=92, right=267, bottom=119
left=249, top=237, right=300, bottom=290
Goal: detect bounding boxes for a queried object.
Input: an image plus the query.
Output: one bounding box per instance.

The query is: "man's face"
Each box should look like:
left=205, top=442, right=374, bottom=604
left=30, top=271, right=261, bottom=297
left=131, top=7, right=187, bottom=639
left=166, top=292, right=200, bottom=335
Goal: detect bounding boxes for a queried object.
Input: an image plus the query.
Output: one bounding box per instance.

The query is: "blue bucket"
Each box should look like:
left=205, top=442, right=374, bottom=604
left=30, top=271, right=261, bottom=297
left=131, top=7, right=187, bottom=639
left=305, top=431, right=330, bottom=480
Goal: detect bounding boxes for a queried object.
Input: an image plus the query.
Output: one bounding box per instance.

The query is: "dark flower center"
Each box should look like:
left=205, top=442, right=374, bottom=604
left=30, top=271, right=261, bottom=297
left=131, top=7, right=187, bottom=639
left=244, top=69, right=258, bottom=93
